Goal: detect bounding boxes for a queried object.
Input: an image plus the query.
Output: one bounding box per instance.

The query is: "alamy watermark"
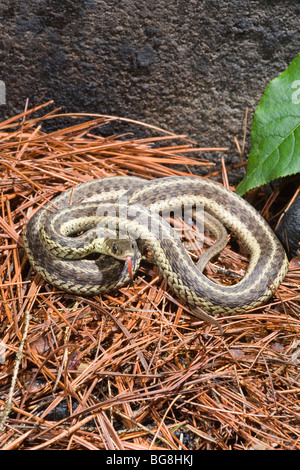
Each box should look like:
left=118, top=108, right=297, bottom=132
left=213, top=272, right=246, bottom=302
left=0, top=81, right=6, bottom=105
left=95, top=197, right=205, bottom=248
left=291, top=80, right=300, bottom=105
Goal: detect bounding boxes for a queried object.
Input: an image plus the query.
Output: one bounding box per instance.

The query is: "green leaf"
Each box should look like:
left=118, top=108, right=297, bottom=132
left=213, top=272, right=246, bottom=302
left=236, top=54, right=300, bottom=195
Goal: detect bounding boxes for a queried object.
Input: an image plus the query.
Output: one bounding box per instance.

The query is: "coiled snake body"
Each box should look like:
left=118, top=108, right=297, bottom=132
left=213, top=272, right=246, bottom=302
left=23, top=176, right=289, bottom=327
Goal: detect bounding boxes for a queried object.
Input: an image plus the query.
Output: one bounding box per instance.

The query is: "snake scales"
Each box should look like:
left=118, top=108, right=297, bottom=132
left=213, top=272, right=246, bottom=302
left=23, top=176, right=289, bottom=328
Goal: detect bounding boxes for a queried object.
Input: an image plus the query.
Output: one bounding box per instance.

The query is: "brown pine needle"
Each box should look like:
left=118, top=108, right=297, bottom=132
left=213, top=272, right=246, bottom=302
left=0, top=102, right=299, bottom=450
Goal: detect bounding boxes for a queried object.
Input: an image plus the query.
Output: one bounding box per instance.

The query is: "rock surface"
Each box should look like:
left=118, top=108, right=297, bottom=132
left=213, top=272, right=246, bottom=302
left=0, top=0, right=299, bottom=182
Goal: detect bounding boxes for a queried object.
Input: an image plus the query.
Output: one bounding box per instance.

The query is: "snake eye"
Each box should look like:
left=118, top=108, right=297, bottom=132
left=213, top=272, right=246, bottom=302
left=111, top=242, right=118, bottom=254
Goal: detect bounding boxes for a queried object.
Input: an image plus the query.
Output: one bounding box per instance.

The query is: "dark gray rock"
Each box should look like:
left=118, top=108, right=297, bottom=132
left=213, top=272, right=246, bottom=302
left=0, top=0, right=299, bottom=183
left=276, top=194, right=300, bottom=258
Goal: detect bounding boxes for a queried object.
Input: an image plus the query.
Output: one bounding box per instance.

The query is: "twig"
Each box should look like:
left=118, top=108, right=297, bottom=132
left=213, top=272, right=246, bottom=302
left=0, top=309, right=31, bottom=431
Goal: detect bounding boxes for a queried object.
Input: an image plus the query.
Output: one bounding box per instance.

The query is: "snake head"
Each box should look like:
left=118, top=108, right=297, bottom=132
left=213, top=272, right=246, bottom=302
left=103, top=237, right=137, bottom=284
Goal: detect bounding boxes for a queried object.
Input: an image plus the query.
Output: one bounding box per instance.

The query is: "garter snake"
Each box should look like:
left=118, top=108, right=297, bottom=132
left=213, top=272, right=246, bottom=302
left=23, top=176, right=289, bottom=328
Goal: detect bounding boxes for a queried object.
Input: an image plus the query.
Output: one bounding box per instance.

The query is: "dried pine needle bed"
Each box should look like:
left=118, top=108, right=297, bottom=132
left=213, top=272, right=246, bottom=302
left=0, top=101, right=299, bottom=450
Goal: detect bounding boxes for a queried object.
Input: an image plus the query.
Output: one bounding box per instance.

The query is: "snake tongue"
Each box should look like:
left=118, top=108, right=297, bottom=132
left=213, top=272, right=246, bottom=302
left=126, top=255, right=133, bottom=286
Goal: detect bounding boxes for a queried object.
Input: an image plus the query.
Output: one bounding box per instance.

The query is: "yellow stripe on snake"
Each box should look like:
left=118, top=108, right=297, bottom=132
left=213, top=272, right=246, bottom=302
left=23, top=176, right=289, bottom=329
